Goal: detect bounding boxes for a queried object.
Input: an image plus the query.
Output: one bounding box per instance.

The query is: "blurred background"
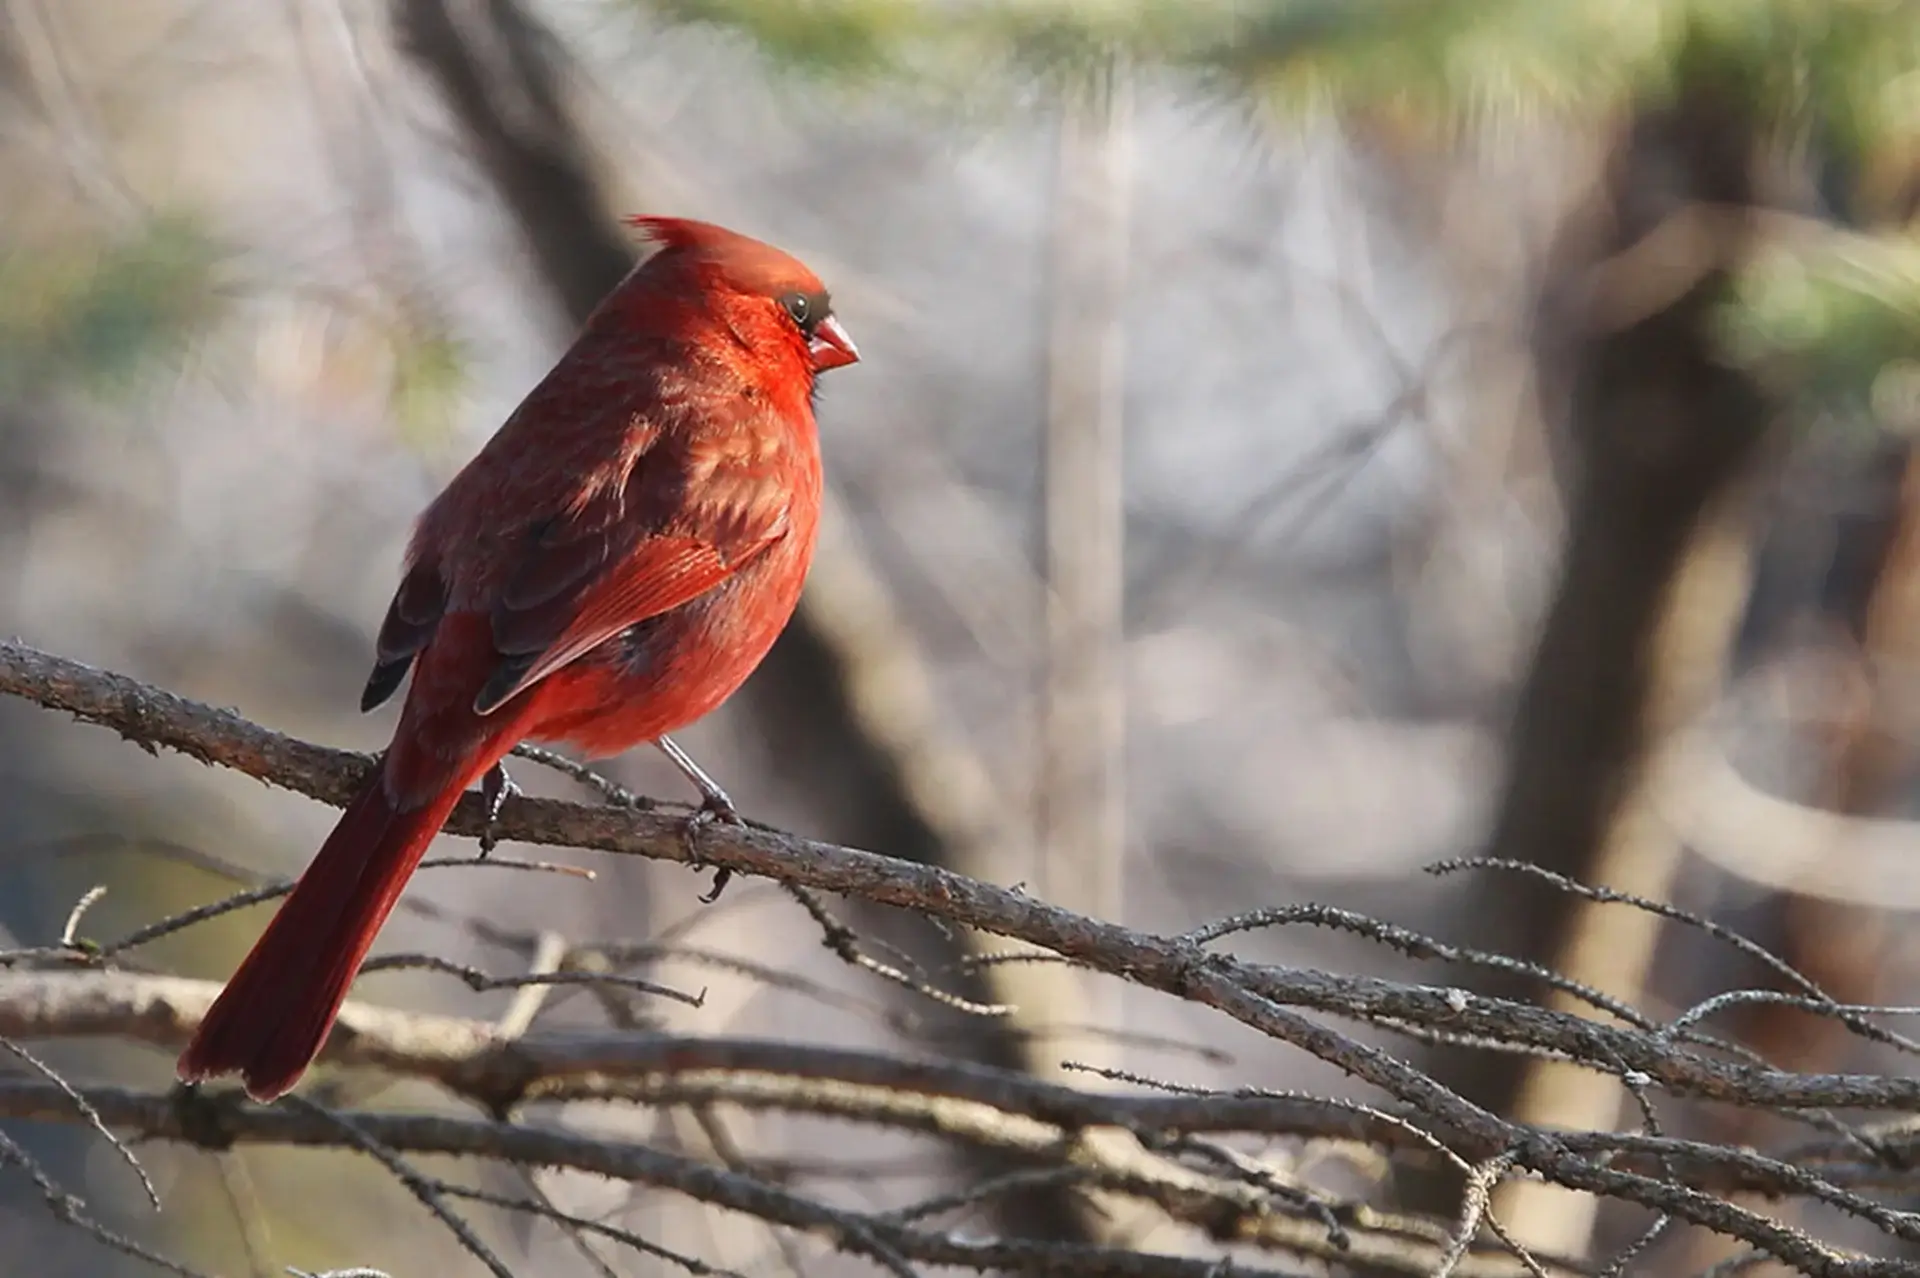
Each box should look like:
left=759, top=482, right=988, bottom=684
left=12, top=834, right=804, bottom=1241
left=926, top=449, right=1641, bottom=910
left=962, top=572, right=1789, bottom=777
left=2, top=1, right=1918, bottom=1273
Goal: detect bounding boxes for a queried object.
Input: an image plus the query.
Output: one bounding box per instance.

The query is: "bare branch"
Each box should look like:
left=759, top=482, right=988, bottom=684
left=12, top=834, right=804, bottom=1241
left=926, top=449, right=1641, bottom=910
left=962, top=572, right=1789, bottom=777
left=12, top=641, right=1918, bottom=1116
left=12, top=644, right=1920, bottom=1272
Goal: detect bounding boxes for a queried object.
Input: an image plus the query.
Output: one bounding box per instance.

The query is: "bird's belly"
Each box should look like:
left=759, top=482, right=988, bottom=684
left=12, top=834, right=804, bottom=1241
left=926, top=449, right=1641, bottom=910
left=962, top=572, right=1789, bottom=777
left=523, top=566, right=801, bottom=759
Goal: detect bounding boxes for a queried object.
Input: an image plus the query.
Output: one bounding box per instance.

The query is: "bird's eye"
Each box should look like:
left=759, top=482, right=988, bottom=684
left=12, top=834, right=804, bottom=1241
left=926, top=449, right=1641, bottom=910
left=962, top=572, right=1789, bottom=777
left=780, top=292, right=813, bottom=330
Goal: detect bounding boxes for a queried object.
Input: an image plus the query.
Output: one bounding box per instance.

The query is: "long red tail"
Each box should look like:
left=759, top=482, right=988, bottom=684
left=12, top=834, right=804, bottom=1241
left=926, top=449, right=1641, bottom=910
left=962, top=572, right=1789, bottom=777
left=176, top=765, right=476, bottom=1101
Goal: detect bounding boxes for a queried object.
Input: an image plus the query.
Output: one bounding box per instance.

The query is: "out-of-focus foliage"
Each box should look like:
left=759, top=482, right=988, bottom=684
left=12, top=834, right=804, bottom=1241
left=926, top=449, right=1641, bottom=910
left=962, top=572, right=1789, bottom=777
left=385, top=320, right=470, bottom=448
left=646, top=0, right=1227, bottom=86
left=1723, top=225, right=1920, bottom=422
left=643, top=0, right=1920, bottom=453
left=645, top=0, right=1919, bottom=139
left=0, top=216, right=469, bottom=439
left=0, top=213, right=225, bottom=398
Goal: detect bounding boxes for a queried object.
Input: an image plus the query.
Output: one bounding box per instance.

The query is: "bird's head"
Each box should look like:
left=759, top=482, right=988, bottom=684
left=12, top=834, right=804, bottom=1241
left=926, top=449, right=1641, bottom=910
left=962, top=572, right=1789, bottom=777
left=627, top=216, right=859, bottom=377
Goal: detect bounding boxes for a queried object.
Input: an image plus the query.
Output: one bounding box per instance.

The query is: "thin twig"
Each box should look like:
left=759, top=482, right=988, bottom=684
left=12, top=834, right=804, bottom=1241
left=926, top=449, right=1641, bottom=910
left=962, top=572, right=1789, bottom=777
left=0, top=1034, right=159, bottom=1208
left=0, top=1123, right=208, bottom=1276
left=784, top=882, right=1011, bottom=1017
left=59, top=885, right=108, bottom=947
left=358, top=951, right=705, bottom=1010
left=441, top=1179, right=743, bottom=1278
left=283, top=1097, right=516, bottom=1278
left=494, top=931, right=567, bottom=1038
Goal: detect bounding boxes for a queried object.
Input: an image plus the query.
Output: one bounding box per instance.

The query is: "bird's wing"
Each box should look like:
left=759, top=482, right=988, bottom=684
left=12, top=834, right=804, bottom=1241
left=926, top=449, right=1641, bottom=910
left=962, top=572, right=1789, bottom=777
left=362, top=556, right=450, bottom=712
left=470, top=430, right=793, bottom=715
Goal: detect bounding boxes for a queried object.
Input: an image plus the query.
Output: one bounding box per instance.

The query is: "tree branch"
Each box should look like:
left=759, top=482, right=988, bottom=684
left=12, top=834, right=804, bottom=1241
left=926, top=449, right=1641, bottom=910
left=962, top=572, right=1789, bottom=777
left=9, top=640, right=1920, bottom=1273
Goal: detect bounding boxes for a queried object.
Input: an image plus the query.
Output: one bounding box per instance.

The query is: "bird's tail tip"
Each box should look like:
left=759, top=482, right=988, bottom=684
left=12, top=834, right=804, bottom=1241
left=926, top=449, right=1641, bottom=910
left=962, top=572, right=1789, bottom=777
left=175, top=1033, right=304, bottom=1102
left=173, top=774, right=454, bottom=1101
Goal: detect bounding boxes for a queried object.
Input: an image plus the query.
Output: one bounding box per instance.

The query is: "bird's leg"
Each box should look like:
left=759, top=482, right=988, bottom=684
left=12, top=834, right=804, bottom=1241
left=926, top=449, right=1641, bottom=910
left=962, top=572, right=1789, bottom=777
left=657, top=735, right=739, bottom=819
left=478, top=761, right=520, bottom=858
left=654, top=735, right=741, bottom=902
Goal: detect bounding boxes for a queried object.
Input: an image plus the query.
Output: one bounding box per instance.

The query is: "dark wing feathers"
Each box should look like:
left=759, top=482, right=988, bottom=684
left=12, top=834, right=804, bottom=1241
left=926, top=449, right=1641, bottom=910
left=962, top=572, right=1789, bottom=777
left=473, top=534, right=747, bottom=714
left=360, top=559, right=448, bottom=712
left=495, top=513, right=614, bottom=615
left=469, top=441, right=792, bottom=716
left=366, top=398, right=797, bottom=721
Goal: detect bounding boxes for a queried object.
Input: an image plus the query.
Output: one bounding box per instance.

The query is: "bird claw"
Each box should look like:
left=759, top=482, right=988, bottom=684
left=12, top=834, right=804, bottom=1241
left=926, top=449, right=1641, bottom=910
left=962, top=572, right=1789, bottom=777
left=479, top=762, right=520, bottom=858
left=683, top=794, right=742, bottom=904
left=653, top=734, right=744, bottom=903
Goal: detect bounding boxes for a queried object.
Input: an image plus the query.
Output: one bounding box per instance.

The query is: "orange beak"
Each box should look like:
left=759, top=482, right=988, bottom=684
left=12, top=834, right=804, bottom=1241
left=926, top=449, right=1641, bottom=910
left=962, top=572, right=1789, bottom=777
left=809, top=314, right=860, bottom=373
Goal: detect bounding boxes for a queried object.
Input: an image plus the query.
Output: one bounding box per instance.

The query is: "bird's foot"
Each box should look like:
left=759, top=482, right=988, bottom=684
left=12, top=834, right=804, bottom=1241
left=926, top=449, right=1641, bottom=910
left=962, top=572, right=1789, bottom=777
left=654, top=734, right=744, bottom=902
left=479, top=762, right=521, bottom=858
left=681, top=792, right=743, bottom=904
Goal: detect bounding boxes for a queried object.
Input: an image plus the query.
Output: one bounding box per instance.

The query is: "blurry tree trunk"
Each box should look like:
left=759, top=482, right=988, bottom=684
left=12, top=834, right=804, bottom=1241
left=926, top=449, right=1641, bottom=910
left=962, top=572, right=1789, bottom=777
left=391, top=0, right=1097, bottom=1244
left=1398, top=67, right=1776, bottom=1248
left=392, top=0, right=631, bottom=325
left=1040, top=63, right=1130, bottom=1028
left=1493, top=475, right=1760, bottom=1255
left=1682, top=439, right=1920, bottom=1274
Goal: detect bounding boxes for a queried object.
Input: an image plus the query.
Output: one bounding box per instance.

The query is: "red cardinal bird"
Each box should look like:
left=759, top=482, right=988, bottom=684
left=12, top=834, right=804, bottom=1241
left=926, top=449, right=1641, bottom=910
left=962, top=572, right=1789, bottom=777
left=178, top=217, right=858, bottom=1100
